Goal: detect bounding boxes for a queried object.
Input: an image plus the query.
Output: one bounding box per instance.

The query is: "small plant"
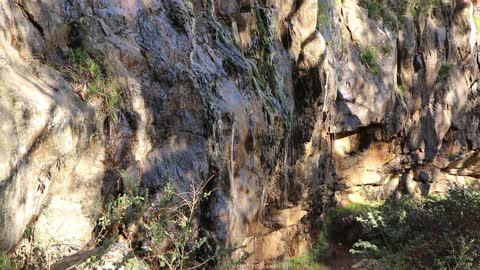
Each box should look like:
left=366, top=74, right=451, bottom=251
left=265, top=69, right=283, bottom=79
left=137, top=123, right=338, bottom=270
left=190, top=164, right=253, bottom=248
left=408, top=0, right=440, bottom=17
left=105, top=81, right=120, bottom=122
left=474, top=14, right=480, bottom=35
left=317, top=2, right=330, bottom=28
left=363, top=0, right=383, bottom=19
left=382, top=44, right=392, bottom=56
left=358, top=0, right=441, bottom=29
left=438, top=63, right=453, bottom=81
left=325, top=202, right=374, bottom=226
left=396, top=84, right=407, bottom=96
left=350, top=240, right=381, bottom=257
left=66, top=48, right=121, bottom=122
left=124, top=257, right=146, bottom=270
left=0, top=252, right=22, bottom=270
left=142, top=177, right=214, bottom=270
left=359, top=46, right=380, bottom=75
left=351, top=187, right=480, bottom=269
left=95, top=171, right=146, bottom=245
left=358, top=0, right=396, bottom=27
left=276, top=232, right=331, bottom=270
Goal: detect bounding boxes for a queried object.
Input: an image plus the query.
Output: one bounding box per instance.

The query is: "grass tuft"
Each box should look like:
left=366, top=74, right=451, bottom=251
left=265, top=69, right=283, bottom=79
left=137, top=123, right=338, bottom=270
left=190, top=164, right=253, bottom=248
left=359, top=46, right=380, bottom=75
left=66, top=48, right=121, bottom=121
left=0, top=252, right=22, bottom=270
left=438, top=63, right=453, bottom=81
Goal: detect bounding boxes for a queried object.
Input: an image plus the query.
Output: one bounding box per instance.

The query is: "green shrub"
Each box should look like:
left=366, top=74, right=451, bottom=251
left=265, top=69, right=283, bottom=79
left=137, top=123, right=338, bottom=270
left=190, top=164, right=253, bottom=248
left=359, top=46, right=380, bottom=75
left=408, top=0, right=440, bottom=17
left=351, top=188, right=480, bottom=269
left=358, top=0, right=441, bottom=29
left=438, top=63, right=453, bottom=81
left=317, top=2, right=330, bottom=27
left=382, top=44, right=393, bottom=56
left=325, top=202, right=374, bottom=226
left=276, top=232, right=331, bottom=270
left=475, top=14, right=480, bottom=35
left=358, top=0, right=396, bottom=27
left=92, top=173, right=235, bottom=269
left=0, top=252, right=22, bottom=270
left=66, top=48, right=121, bottom=122
left=396, top=84, right=408, bottom=96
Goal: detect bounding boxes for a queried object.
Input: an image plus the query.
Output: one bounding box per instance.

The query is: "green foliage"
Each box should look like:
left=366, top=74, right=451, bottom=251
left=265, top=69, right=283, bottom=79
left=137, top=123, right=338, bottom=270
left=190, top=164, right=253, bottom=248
left=382, top=44, right=393, bottom=57
left=124, top=257, right=146, bottom=270
left=396, top=84, right=408, bottom=96
left=358, top=0, right=396, bottom=28
left=438, top=63, right=453, bottom=81
left=350, top=240, right=381, bottom=257
left=474, top=14, right=480, bottom=35
left=67, top=48, right=102, bottom=80
left=358, top=0, right=441, bottom=29
left=317, top=2, right=330, bottom=28
left=325, top=202, right=374, bottom=227
left=96, top=172, right=146, bottom=244
left=0, top=252, right=22, bottom=270
left=359, top=46, right=380, bottom=75
left=334, top=0, right=342, bottom=6
left=351, top=188, right=480, bottom=269
left=92, top=173, right=237, bottom=269
left=407, top=0, right=440, bottom=17
left=105, top=81, right=120, bottom=122
left=363, top=0, right=383, bottom=19
left=279, top=202, right=381, bottom=269
left=138, top=177, right=225, bottom=270
left=66, top=48, right=121, bottom=122
left=289, top=232, right=332, bottom=269
left=276, top=233, right=331, bottom=270
left=254, top=6, right=278, bottom=96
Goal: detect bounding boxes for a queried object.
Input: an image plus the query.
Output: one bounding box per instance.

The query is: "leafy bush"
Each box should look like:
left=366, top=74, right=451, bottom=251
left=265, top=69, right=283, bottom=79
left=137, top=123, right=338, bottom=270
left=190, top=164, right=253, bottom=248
left=358, top=0, right=396, bottom=27
left=91, top=172, right=231, bottom=270
left=140, top=178, right=212, bottom=270
left=0, top=252, right=22, bottom=270
left=396, top=84, right=408, bottom=96
left=317, top=2, right=330, bottom=28
left=474, top=14, right=480, bottom=35
left=438, top=63, right=453, bottom=81
left=359, top=46, right=380, bottom=75
left=276, top=232, right=331, bottom=270
left=358, top=0, right=441, bottom=29
left=351, top=188, right=480, bottom=269
left=325, top=202, right=373, bottom=227
left=66, top=48, right=121, bottom=122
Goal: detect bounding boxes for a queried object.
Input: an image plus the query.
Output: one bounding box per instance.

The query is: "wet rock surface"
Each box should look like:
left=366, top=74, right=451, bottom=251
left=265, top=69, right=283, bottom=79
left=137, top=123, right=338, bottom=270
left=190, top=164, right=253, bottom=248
left=0, top=0, right=480, bottom=269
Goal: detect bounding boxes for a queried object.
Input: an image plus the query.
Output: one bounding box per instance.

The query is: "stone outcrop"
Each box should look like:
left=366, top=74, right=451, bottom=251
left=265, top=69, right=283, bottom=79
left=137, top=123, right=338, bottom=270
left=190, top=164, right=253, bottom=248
left=0, top=0, right=480, bottom=269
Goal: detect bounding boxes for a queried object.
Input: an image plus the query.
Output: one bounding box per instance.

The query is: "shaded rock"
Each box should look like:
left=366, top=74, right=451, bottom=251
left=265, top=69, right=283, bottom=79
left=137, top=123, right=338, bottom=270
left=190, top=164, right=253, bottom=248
left=270, top=206, right=307, bottom=227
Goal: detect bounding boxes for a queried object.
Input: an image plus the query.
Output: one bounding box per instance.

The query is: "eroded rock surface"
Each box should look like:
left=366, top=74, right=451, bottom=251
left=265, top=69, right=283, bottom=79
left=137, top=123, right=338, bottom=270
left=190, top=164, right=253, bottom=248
left=0, top=0, right=480, bottom=269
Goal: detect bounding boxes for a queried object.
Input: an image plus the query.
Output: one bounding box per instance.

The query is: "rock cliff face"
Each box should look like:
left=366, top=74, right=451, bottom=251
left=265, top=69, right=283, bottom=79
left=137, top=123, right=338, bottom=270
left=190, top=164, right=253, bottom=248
left=1, top=0, right=480, bottom=268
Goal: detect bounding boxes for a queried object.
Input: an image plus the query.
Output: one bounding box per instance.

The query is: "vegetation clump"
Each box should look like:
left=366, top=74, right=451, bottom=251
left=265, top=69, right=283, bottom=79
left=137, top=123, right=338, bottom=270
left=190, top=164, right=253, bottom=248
left=317, top=2, right=330, bottom=28
left=474, top=14, right=480, bottom=35
left=89, top=172, right=245, bottom=270
left=358, top=0, right=441, bottom=29
left=277, top=232, right=331, bottom=270
left=396, top=84, right=408, bottom=96
left=0, top=252, right=22, bottom=270
left=438, top=63, right=453, bottom=81
left=350, top=187, right=480, bottom=269
left=66, top=48, right=121, bottom=122
left=359, top=46, right=380, bottom=75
